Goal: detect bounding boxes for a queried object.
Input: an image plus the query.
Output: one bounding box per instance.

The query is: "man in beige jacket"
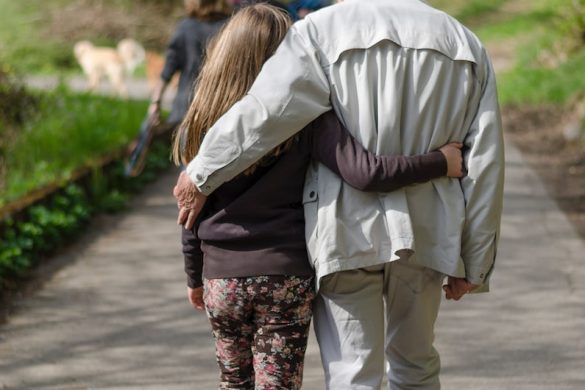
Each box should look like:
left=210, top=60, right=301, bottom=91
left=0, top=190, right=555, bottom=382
left=174, top=0, right=504, bottom=388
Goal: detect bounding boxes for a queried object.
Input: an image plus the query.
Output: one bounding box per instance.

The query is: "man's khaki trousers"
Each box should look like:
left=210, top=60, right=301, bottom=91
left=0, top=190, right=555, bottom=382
left=313, top=259, right=444, bottom=390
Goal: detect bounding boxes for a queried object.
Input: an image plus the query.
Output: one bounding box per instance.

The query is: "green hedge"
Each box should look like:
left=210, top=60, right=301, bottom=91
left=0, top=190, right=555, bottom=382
left=0, top=140, right=172, bottom=285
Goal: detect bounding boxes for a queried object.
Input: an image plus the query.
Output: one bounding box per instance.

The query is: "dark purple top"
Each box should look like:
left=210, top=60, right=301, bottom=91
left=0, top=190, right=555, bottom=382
left=182, top=111, right=447, bottom=288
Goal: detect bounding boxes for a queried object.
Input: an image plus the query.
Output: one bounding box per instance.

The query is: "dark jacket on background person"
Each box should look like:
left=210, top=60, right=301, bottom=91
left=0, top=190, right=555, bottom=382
left=161, top=15, right=228, bottom=124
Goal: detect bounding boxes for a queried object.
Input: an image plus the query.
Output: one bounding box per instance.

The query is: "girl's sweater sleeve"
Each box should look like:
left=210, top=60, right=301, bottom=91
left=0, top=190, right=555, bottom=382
left=309, top=111, right=447, bottom=192
left=182, top=226, right=203, bottom=288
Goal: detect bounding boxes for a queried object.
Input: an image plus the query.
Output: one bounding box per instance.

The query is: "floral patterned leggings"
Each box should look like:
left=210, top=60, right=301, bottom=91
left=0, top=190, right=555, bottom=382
left=203, top=275, right=315, bottom=390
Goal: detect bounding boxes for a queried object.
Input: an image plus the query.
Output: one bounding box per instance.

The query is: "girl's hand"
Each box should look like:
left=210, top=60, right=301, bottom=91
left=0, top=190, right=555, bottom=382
left=442, top=276, right=479, bottom=300
left=188, top=286, right=205, bottom=310
left=439, top=143, right=464, bottom=177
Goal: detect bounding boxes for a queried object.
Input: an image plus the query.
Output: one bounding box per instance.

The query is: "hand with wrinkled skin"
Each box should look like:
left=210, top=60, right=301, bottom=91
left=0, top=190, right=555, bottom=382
left=173, top=171, right=207, bottom=229
left=442, top=276, right=479, bottom=301
left=188, top=286, right=205, bottom=310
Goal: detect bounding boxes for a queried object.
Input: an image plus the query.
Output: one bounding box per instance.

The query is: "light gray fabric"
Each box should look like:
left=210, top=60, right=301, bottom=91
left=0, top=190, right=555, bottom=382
left=186, top=0, right=504, bottom=289
left=313, top=260, right=444, bottom=389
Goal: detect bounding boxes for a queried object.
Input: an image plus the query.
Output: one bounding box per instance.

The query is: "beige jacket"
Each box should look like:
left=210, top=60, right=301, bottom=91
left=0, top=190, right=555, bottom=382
left=186, top=0, right=505, bottom=290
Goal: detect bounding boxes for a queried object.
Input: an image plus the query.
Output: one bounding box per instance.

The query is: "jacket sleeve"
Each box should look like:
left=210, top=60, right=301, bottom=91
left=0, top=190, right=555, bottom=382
left=309, top=112, right=447, bottom=192
left=181, top=226, right=203, bottom=288
left=460, top=51, right=505, bottom=290
left=186, top=19, right=331, bottom=195
left=161, top=21, right=185, bottom=82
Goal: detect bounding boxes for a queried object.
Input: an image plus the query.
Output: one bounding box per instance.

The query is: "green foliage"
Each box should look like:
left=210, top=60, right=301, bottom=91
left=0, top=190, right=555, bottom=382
left=0, top=65, right=39, bottom=128
left=551, top=0, right=585, bottom=55
left=0, top=139, right=172, bottom=284
left=432, top=0, right=585, bottom=106
left=0, top=65, right=40, bottom=198
left=0, top=184, right=91, bottom=278
left=488, top=0, right=585, bottom=106
left=1, top=85, right=148, bottom=206
left=453, top=0, right=507, bottom=24
left=473, top=9, right=555, bottom=41
left=429, top=0, right=506, bottom=24
left=499, top=48, right=585, bottom=105
left=0, top=0, right=77, bottom=74
left=0, top=65, right=172, bottom=285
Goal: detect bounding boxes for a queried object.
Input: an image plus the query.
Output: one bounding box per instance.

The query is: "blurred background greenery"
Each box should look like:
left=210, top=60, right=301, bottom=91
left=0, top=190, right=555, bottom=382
left=432, top=0, right=585, bottom=105
left=0, top=0, right=183, bottom=74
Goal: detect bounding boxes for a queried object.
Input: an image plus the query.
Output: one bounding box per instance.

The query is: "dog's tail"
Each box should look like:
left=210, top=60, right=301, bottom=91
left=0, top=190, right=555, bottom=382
left=117, top=38, right=146, bottom=75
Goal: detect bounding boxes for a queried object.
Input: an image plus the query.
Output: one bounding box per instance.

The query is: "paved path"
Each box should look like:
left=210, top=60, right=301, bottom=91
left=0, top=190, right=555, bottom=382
left=2, top=77, right=584, bottom=389
left=1, top=141, right=584, bottom=389
left=24, top=75, right=176, bottom=110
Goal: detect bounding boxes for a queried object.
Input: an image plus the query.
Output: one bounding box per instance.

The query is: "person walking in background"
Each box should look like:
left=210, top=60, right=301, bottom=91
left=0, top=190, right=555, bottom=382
left=148, top=0, right=232, bottom=128
left=125, top=0, right=230, bottom=177
left=174, top=0, right=505, bottom=388
left=173, top=3, right=467, bottom=389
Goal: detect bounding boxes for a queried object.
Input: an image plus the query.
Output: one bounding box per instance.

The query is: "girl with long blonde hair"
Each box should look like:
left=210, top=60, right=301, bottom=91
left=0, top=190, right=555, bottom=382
left=172, top=2, right=292, bottom=166
left=174, top=4, right=464, bottom=389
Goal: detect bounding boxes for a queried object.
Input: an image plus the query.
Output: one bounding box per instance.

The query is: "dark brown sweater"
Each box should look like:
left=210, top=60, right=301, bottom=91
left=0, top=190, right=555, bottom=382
left=182, top=111, right=447, bottom=288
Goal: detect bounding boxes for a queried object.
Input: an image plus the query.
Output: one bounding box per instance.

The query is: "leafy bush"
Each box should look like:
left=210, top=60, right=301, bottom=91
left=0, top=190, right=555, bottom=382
left=453, top=0, right=507, bottom=24
left=429, top=0, right=506, bottom=25
left=553, top=0, right=585, bottom=55
left=0, top=65, right=40, bottom=195
left=0, top=138, right=172, bottom=284
left=498, top=48, right=585, bottom=105
left=0, top=184, right=91, bottom=277
left=0, top=65, right=39, bottom=128
left=0, top=69, right=174, bottom=286
left=486, top=0, right=585, bottom=106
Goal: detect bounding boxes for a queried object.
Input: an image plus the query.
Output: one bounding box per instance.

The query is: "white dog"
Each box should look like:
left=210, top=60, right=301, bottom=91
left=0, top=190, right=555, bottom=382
left=73, top=38, right=145, bottom=98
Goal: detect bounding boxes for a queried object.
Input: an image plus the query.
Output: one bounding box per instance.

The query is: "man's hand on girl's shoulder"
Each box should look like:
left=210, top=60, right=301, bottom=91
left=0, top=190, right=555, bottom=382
left=173, top=171, right=207, bottom=229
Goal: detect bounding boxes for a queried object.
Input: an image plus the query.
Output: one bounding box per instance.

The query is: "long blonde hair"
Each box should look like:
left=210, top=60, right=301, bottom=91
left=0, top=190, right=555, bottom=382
left=172, top=3, right=292, bottom=169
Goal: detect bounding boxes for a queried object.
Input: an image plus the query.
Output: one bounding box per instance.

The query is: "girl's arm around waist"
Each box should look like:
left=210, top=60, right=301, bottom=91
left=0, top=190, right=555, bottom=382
left=309, top=111, right=448, bottom=192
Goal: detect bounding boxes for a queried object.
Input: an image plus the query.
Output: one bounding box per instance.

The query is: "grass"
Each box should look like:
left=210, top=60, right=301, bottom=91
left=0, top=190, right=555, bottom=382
left=432, top=0, right=555, bottom=41
left=433, top=0, right=585, bottom=107
left=473, top=9, right=554, bottom=41
left=499, top=49, right=585, bottom=105
left=0, top=0, right=78, bottom=74
left=491, top=0, right=585, bottom=105
left=430, top=0, right=507, bottom=24
left=0, top=0, right=157, bottom=75
left=1, top=86, right=148, bottom=206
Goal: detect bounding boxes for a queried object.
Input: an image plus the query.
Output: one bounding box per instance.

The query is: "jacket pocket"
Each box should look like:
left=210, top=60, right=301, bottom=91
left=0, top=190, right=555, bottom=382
left=303, top=185, right=319, bottom=268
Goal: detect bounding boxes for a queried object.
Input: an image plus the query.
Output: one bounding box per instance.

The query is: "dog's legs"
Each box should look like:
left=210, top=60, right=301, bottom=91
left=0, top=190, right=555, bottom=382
left=117, top=82, right=129, bottom=99
left=108, top=65, right=128, bottom=99
left=87, top=69, right=100, bottom=92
